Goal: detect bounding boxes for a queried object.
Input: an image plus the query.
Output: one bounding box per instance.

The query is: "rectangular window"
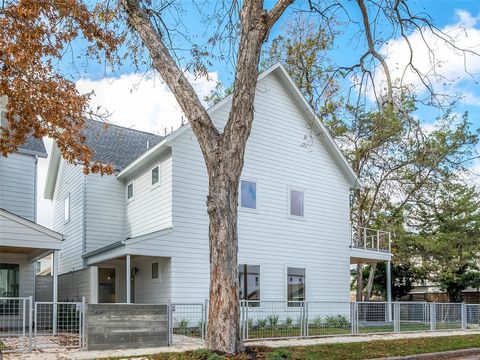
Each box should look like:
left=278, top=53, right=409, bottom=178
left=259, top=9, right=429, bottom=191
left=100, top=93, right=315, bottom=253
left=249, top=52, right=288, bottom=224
left=0, top=264, right=20, bottom=315
left=151, top=262, right=159, bottom=280
left=289, top=189, right=304, bottom=217
left=127, top=181, right=134, bottom=201
left=240, top=180, right=256, bottom=209
left=64, top=193, right=70, bottom=223
left=151, top=166, right=160, bottom=186
left=238, top=264, right=260, bottom=303
left=34, top=261, right=41, bottom=275
left=287, top=267, right=305, bottom=305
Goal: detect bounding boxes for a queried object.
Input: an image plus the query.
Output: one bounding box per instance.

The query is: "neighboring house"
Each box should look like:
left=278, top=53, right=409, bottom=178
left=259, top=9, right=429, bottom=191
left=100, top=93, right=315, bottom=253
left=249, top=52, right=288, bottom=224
left=404, top=283, right=480, bottom=304
left=0, top=97, right=62, bottom=305
left=44, top=64, right=392, bottom=304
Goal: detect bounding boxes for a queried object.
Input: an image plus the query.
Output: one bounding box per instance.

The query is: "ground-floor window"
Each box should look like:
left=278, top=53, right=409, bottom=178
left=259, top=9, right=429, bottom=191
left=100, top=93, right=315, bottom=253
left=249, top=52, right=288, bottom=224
left=287, top=267, right=305, bottom=306
left=238, top=264, right=260, bottom=304
left=98, top=268, right=116, bottom=303
left=0, top=263, right=20, bottom=315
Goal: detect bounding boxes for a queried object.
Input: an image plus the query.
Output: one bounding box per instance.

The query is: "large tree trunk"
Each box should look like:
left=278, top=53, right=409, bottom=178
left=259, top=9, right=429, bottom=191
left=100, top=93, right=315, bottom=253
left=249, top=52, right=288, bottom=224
left=356, top=264, right=363, bottom=301
left=205, top=153, right=243, bottom=353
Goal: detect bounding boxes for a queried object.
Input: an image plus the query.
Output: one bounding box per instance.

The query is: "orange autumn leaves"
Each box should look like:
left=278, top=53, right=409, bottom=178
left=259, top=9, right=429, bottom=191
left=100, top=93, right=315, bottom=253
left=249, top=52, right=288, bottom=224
left=0, top=0, right=123, bottom=174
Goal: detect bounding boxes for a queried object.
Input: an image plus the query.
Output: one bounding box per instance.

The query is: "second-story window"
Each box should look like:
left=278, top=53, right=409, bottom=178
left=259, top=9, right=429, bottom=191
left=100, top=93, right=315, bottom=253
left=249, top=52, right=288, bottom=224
left=127, top=181, right=134, bottom=201
left=151, top=165, right=160, bottom=186
left=64, top=193, right=70, bottom=223
left=289, top=189, right=304, bottom=218
left=240, top=180, right=256, bottom=210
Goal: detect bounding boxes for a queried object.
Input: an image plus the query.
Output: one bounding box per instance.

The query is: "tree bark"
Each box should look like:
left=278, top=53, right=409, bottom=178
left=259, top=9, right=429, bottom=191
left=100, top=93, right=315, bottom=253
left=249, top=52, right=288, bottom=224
left=364, top=262, right=377, bottom=301
left=356, top=264, right=363, bottom=301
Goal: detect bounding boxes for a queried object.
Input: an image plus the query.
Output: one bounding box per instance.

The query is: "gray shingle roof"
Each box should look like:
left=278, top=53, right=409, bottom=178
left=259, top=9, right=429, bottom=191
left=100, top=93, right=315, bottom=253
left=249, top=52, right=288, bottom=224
left=83, top=119, right=163, bottom=170
left=18, top=135, right=47, bottom=157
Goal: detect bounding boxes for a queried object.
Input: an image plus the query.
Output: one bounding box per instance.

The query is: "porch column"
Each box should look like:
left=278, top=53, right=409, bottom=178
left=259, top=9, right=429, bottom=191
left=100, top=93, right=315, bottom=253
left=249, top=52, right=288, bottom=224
left=126, top=254, right=131, bottom=304
left=386, top=260, right=392, bottom=321
left=52, top=250, right=59, bottom=334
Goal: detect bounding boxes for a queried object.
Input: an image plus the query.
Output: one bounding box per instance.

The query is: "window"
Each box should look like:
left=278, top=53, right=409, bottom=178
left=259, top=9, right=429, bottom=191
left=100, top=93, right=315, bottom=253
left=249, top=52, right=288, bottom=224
left=34, top=261, right=41, bottom=275
left=0, top=264, right=20, bottom=315
left=287, top=267, right=305, bottom=305
left=64, top=194, right=70, bottom=223
left=127, top=181, right=134, bottom=201
left=151, top=166, right=160, bottom=186
left=240, top=180, right=256, bottom=209
left=289, top=189, right=304, bottom=218
left=98, top=268, right=116, bottom=303
left=238, top=264, right=260, bottom=303
left=151, top=262, right=159, bottom=280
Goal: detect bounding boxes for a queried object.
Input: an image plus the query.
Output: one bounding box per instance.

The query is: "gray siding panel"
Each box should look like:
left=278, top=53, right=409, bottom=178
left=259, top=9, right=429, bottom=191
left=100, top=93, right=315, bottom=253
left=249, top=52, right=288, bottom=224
left=58, top=268, right=91, bottom=302
left=0, top=153, right=36, bottom=221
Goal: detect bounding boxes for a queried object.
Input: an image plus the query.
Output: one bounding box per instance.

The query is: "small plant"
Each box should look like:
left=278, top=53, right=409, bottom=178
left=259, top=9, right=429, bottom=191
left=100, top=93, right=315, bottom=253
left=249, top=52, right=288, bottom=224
left=267, top=348, right=293, bottom=360
left=267, top=314, right=279, bottom=328
left=247, top=318, right=254, bottom=330
left=324, top=314, right=350, bottom=328
left=284, top=317, right=293, bottom=329
left=189, top=349, right=226, bottom=360
left=178, top=319, right=189, bottom=335
left=257, top=318, right=268, bottom=328
left=312, top=316, right=322, bottom=328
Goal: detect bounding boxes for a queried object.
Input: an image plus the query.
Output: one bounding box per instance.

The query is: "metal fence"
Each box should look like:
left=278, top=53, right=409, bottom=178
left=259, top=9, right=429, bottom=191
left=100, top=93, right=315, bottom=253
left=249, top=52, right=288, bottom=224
left=0, top=297, right=32, bottom=352
left=170, top=302, right=207, bottom=345
left=34, top=300, right=84, bottom=350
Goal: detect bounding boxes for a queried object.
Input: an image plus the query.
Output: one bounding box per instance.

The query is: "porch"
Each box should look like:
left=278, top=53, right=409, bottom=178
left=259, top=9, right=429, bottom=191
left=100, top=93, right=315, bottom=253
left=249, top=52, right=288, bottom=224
left=82, top=243, right=171, bottom=304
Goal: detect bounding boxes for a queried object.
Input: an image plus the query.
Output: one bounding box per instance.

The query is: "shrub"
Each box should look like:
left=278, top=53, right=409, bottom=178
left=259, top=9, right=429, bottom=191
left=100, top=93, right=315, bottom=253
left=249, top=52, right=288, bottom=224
left=257, top=318, right=268, bottom=328
left=324, top=314, right=350, bottom=328
left=188, top=349, right=226, bottom=360
left=178, top=319, right=189, bottom=335
left=312, top=316, right=322, bottom=328
left=284, top=317, right=293, bottom=329
left=267, top=348, right=293, bottom=360
left=267, top=314, right=279, bottom=328
left=247, top=318, right=254, bottom=330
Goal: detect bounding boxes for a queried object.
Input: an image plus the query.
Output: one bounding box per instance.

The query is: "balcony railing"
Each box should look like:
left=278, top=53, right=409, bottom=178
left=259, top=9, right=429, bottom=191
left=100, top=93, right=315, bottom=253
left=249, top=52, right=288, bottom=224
left=351, top=226, right=391, bottom=253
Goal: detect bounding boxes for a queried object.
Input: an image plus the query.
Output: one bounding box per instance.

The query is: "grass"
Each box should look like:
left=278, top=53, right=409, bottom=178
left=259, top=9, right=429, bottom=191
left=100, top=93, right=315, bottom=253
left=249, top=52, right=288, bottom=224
left=133, top=334, right=480, bottom=360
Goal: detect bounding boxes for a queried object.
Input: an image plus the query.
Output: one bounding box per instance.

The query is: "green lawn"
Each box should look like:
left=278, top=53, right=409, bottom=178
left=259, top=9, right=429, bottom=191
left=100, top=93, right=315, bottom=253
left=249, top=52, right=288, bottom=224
left=138, top=334, right=480, bottom=360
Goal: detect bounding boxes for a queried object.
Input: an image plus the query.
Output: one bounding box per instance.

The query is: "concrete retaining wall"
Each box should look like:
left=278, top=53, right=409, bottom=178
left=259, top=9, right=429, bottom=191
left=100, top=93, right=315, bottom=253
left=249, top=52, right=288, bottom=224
left=86, top=304, right=169, bottom=350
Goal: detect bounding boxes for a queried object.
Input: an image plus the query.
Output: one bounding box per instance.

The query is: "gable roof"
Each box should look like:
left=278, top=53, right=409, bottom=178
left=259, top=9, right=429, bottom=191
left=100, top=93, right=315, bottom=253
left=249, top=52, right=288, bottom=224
left=116, top=63, right=361, bottom=188
left=17, top=135, right=48, bottom=157
left=44, top=119, right=163, bottom=199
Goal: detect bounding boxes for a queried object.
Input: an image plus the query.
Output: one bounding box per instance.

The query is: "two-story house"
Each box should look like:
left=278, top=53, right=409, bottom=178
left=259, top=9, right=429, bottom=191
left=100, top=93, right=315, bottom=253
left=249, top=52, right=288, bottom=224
left=44, top=64, right=392, bottom=304
left=0, top=97, right=62, bottom=305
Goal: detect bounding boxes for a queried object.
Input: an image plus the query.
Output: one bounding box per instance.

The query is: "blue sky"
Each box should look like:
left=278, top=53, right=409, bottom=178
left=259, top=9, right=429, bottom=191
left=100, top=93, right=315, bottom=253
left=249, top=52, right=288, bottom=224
left=37, top=1, right=480, bottom=227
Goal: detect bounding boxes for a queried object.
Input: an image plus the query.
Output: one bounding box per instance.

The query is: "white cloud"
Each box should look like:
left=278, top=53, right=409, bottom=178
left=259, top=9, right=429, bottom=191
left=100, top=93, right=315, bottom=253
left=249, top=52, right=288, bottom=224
left=36, top=71, right=218, bottom=227
left=371, top=9, right=480, bottom=104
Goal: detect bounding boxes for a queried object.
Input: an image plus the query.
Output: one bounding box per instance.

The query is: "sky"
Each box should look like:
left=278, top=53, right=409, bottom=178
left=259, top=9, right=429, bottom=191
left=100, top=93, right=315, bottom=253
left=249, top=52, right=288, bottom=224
left=36, top=1, right=480, bottom=227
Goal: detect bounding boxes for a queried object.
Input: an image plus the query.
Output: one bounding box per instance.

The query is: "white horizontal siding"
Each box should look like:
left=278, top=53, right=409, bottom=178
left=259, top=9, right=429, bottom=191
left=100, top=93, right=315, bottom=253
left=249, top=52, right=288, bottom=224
left=126, top=73, right=352, bottom=303
left=85, top=173, right=125, bottom=252
left=0, top=253, right=34, bottom=298
left=132, top=256, right=171, bottom=304
left=58, top=268, right=91, bottom=302
left=0, top=153, right=36, bottom=221
left=125, top=151, right=173, bottom=238
left=51, top=161, right=85, bottom=274
left=0, top=215, right=60, bottom=250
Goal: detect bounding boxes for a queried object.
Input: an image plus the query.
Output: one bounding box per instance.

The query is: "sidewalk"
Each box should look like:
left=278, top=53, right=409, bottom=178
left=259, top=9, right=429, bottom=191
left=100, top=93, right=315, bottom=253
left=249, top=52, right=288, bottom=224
left=4, top=330, right=480, bottom=360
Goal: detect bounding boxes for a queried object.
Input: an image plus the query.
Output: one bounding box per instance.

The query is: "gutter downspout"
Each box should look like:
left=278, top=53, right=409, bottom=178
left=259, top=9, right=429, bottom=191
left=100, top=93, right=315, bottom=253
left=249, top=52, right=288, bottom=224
left=34, top=155, right=38, bottom=222
left=82, top=175, right=87, bottom=267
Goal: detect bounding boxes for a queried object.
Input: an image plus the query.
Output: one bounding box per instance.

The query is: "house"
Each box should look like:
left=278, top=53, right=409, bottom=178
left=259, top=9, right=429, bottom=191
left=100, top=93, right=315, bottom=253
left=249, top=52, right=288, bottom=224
left=44, top=64, right=392, bottom=304
left=0, top=97, right=62, bottom=305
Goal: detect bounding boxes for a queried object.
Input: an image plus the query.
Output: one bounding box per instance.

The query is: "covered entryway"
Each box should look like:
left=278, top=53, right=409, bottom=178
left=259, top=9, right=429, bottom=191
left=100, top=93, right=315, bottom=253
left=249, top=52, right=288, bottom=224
left=0, top=208, right=63, bottom=352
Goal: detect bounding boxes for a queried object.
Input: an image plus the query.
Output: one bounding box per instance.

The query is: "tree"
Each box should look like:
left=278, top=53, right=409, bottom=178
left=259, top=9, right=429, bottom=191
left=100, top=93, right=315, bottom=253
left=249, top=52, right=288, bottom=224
left=3, top=0, right=479, bottom=353
left=411, top=181, right=480, bottom=302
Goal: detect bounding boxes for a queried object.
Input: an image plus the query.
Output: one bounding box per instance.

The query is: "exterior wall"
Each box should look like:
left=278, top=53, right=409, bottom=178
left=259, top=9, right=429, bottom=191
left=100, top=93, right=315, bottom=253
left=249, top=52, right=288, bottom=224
left=0, top=153, right=36, bottom=221
left=127, top=73, right=352, bottom=303
left=85, top=173, right=125, bottom=252
left=35, top=276, right=53, bottom=301
left=0, top=253, right=34, bottom=298
left=52, top=160, right=85, bottom=274
left=58, top=268, right=91, bottom=302
left=124, top=151, right=173, bottom=238
left=132, top=257, right=171, bottom=304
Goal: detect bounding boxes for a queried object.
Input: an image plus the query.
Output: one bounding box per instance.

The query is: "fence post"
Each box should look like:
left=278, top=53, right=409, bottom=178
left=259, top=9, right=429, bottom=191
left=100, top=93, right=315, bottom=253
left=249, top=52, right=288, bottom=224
left=461, top=303, right=467, bottom=330
left=28, top=296, right=33, bottom=352
left=245, top=301, right=249, bottom=340
left=430, top=303, right=436, bottom=331
left=364, top=227, right=367, bottom=249
left=203, top=299, right=208, bottom=341
left=394, top=302, right=400, bottom=333
left=304, top=301, right=309, bottom=337
left=350, top=302, right=356, bottom=335
left=81, top=296, right=86, bottom=349
left=167, top=300, right=173, bottom=346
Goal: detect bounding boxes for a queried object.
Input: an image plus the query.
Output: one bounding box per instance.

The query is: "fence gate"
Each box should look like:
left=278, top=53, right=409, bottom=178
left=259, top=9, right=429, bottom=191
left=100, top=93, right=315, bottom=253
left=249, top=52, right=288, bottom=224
left=0, top=297, right=32, bottom=353
left=34, top=301, right=84, bottom=350
left=169, top=302, right=207, bottom=345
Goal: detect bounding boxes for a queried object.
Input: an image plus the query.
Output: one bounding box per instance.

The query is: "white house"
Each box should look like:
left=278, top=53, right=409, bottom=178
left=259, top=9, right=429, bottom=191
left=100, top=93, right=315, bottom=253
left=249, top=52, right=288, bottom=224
left=44, top=64, right=392, bottom=304
left=0, top=97, right=62, bottom=305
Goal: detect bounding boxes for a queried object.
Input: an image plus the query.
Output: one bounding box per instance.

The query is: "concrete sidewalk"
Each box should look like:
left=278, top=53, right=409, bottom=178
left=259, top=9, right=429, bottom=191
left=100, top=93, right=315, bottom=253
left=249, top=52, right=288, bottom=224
left=4, top=330, right=480, bottom=360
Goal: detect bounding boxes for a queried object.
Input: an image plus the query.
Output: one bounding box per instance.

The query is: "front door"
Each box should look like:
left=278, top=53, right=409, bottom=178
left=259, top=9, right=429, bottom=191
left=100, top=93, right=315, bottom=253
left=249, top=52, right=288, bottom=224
left=98, top=268, right=116, bottom=303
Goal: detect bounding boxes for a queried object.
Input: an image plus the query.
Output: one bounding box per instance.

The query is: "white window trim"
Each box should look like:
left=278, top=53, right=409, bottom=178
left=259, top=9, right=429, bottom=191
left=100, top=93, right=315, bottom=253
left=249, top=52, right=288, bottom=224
left=126, top=180, right=135, bottom=203
left=150, top=164, right=161, bottom=189
left=285, top=265, right=307, bottom=302
left=64, top=193, right=70, bottom=224
left=287, top=187, right=305, bottom=220
left=151, top=261, right=161, bottom=281
left=239, top=179, right=258, bottom=213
